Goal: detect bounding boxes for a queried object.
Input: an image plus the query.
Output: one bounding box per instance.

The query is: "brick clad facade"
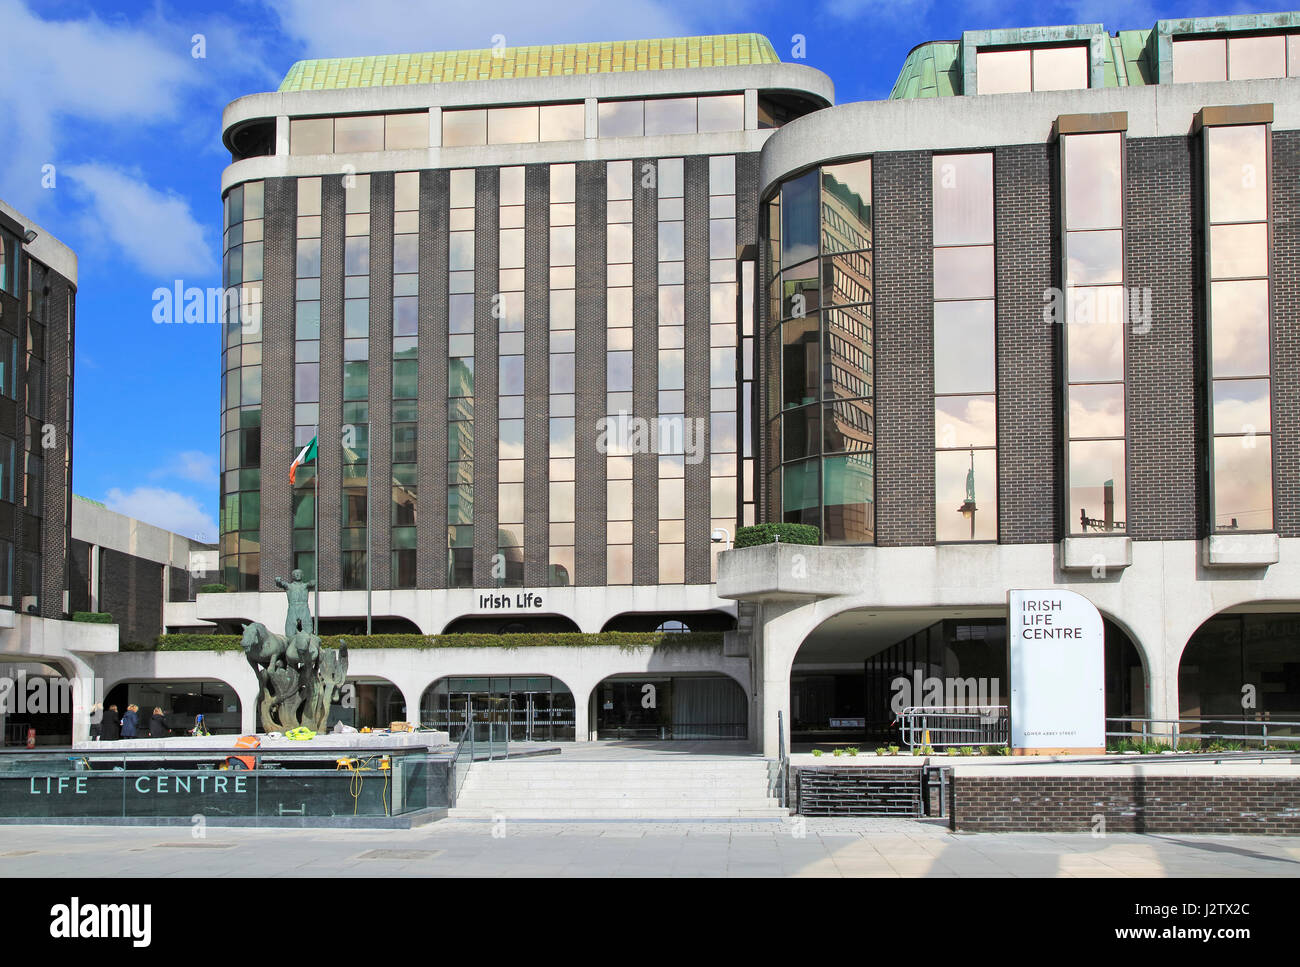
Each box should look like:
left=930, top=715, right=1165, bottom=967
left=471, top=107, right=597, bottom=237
left=1125, top=136, right=1204, bottom=542
left=994, top=143, right=1060, bottom=545
left=951, top=774, right=1300, bottom=834
left=872, top=151, right=934, bottom=547
left=1272, top=129, right=1300, bottom=538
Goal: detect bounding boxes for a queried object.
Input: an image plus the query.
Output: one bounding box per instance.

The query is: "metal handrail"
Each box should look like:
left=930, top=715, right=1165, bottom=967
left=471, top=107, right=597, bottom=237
left=897, top=706, right=1009, bottom=750
left=1106, top=716, right=1300, bottom=749
left=775, top=710, right=789, bottom=808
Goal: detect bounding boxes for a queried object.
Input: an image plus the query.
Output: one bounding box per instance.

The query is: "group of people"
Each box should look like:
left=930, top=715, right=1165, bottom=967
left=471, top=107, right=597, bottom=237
left=89, top=704, right=169, bottom=740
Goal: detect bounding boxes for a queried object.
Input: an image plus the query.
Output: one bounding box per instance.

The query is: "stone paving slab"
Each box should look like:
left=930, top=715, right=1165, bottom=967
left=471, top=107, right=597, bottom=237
left=0, top=818, right=1298, bottom=877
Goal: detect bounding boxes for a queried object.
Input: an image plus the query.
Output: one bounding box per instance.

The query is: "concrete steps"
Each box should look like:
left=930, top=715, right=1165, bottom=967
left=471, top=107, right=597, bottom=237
left=448, top=757, right=788, bottom=819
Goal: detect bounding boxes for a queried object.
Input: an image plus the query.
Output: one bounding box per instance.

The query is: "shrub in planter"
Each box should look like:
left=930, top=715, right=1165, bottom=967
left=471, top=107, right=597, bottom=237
left=811, top=749, right=824, bottom=757
left=887, top=745, right=900, bottom=755
left=733, top=523, right=821, bottom=548
left=199, top=583, right=228, bottom=594
left=875, top=747, right=888, bottom=756
left=72, top=612, right=113, bottom=623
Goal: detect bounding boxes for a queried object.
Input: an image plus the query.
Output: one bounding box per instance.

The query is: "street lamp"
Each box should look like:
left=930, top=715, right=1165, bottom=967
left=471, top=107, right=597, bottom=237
left=956, top=447, right=977, bottom=540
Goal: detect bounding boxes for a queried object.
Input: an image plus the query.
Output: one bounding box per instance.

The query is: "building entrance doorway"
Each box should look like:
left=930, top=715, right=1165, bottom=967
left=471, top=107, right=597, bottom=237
left=421, top=676, right=575, bottom=742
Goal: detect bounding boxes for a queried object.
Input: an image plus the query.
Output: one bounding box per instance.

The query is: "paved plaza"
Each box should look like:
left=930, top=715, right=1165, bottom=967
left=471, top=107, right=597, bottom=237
left=1, top=818, right=1298, bottom=877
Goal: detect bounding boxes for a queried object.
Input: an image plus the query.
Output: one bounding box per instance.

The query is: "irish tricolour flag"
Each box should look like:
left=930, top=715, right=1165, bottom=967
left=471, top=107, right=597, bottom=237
left=289, top=436, right=317, bottom=485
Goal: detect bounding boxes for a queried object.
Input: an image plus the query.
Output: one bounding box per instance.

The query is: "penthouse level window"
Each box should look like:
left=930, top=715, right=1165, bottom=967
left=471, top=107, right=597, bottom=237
left=976, top=45, right=1088, bottom=95
left=1173, top=33, right=1300, bottom=83
left=442, top=103, right=585, bottom=146
left=597, top=94, right=744, bottom=138
left=289, top=112, right=428, bottom=154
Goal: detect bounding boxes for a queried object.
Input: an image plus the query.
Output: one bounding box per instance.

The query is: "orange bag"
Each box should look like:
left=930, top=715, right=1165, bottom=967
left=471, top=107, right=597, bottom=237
left=227, top=734, right=261, bottom=770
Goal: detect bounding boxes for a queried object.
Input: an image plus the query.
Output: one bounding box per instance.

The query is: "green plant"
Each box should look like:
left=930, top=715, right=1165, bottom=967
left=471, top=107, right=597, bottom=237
left=844, top=747, right=859, bottom=756
left=148, top=630, right=727, bottom=653
left=811, top=749, right=824, bottom=757
left=958, top=746, right=975, bottom=757
left=733, top=523, right=821, bottom=548
left=887, top=745, right=900, bottom=755
left=992, top=745, right=1011, bottom=756
left=832, top=748, right=844, bottom=756
left=198, top=583, right=228, bottom=594
left=914, top=745, right=935, bottom=756
left=875, top=747, right=888, bottom=756
left=71, top=612, right=113, bottom=624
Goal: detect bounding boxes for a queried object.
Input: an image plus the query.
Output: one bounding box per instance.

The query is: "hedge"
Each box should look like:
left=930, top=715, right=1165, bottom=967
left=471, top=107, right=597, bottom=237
left=142, top=631, right=725, bottom=653
left=72, top=612, right=114, bottom=624
left=199, top=583, right=228, bottom=594
left=734, top=523, right=821, bottom=548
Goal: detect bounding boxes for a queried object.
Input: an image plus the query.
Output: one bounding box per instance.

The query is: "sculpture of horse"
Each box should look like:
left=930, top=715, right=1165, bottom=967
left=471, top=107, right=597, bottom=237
left=241, top=621, right=289, bottom=679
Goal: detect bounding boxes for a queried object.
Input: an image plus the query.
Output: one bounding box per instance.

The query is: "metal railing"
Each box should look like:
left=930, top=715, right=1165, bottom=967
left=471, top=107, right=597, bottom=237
left=897, top=706, right=1009, bottom=750
left=1106, top=716, right=1300, bottom=749
left=771, top=710, right=789, bottom=808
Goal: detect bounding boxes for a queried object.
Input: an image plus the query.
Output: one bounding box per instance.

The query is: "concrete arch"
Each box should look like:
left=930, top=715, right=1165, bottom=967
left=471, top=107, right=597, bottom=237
left=599, top=609, right=737, bottom=633
left=439, top=613, right=581, bottom=635
left=101, top=675, right=245, bottom=736
left=755, top=592, right=1166, bottom=757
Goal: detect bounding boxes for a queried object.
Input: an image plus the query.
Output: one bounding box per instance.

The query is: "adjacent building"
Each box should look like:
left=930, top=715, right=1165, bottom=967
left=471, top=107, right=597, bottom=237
left=0, top=202, right=115, bottom=745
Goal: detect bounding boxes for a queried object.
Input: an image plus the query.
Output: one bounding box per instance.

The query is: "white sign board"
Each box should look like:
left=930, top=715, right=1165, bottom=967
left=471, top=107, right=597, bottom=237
left=1008, top=589, right=1105, bottom=751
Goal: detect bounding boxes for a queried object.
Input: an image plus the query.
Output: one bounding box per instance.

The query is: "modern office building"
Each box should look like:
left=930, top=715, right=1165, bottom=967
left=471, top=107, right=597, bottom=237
left=188, top=15, right=1300, bottom=749
left=0, top=202, right=116, bottom=745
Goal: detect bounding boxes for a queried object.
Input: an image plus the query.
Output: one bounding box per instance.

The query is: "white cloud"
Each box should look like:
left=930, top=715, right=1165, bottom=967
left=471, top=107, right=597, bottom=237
left=264, top=0, right=694, bottom=58
left=64, top=164, right=215, bottom=278
left=104, top=486, right=217, bottom=543
left=151, top=450, right=220, bottom=486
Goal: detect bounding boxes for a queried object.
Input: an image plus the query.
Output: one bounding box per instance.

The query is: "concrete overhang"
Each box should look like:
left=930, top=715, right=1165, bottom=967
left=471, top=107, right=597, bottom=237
left=716, top=543, right=866, bottom=601
left=222, top=61, right=834, bottom=144
left=759, top=76, right=1300, bottom=196
left=1202, top=532, right=1279, bottom=568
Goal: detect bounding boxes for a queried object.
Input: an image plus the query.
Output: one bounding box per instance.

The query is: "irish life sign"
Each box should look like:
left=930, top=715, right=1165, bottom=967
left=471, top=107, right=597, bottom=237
left=1007, top=588, right=1105, bottom=754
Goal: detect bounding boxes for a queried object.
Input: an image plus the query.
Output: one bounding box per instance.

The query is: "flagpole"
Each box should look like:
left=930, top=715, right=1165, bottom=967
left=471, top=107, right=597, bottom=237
left=314, top=429, right=320, bottom=637
left=365, top=422, right=372, bottom=636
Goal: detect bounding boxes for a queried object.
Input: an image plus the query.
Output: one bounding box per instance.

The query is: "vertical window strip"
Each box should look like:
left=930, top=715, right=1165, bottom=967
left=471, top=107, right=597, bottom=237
left=548, top=163, right=576, bottom=587
left=658, top=157, right=685, bottom=585
left=497, top=166, right=526, bottom=587
left=932, top=152, right=997, bottom=542
left=391, top=171, right=419, bottom=588
left=220, top=181, right=265, bottom=591
left=1061, top=131, right=1127, bottom=535
left=708, top=155, right=738, bottom=580
left=341, top=175, right=372, bottom=590
left=1205, top=122, right=1273, bottom=532
left=292, top=177, right=322, bottom=584
left=606, top=160, right=634, bottom=585
left=447, top=169, right=476, bottom=587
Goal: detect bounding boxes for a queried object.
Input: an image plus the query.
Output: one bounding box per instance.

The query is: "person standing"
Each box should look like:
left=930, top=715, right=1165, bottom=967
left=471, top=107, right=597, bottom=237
left=101, top=705, right=121, bottom=741
left=89, top=703, right=103, bottom=741
left=120, top=704, right=139, bottom=739
left=149, top=707, right=168, bottom=738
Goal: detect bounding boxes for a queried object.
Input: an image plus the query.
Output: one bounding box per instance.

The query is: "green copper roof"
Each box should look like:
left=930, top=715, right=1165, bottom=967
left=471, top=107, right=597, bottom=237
left=279, top=33, right=780, bottom=92
left=890, top=14, right=1295, bottom=98
left=889, top=41, right=961, bottom=98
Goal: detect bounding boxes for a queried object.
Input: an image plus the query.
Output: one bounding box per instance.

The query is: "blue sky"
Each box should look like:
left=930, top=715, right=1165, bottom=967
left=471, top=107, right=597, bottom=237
left=1, top=0, right=1254, bottom=540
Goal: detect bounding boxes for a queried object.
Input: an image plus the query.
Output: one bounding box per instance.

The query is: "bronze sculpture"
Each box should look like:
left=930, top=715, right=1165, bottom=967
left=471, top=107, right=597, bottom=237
left=241, top=579, right=348, bottom=733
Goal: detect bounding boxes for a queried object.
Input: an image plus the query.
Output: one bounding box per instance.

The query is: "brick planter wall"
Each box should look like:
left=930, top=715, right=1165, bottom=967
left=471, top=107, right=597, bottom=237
left=951, top=775, right=1300, bottom=834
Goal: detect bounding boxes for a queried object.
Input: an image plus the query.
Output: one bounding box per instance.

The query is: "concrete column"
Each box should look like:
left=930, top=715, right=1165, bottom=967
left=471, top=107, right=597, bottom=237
left=88, top=545, right=100, bottom=613
left=573, top=689, right=590, bottom=742
left=275, top=116, right=289, bottom=156
left=744, top=89, right=758, bottom=130
left=237, top=681, right=259, bottom=734
left=761, top=618, right=792, bottom=758
left=584, top=98, right=598, bottom=139
left=428, top=107, right=441, bottom=148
